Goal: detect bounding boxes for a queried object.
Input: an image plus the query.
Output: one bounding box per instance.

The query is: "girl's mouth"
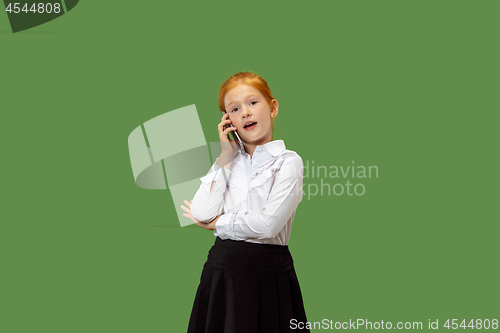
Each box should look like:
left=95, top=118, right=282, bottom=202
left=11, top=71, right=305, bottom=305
left=243, top=122, right=257, bottom=131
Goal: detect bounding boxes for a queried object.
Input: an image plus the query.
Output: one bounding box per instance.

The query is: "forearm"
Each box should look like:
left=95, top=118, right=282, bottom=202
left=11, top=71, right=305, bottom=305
left=214, top=156, right=304, bottom=240
left=191, top=160, right=232, bottom=222
left=210, top=155, right=232, bottom=193
left=216, top=180, right=302, bottom=239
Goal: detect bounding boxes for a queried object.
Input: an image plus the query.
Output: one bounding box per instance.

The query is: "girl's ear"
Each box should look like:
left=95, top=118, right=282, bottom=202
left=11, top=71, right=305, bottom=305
left=270, top=99, right=279, bottom=118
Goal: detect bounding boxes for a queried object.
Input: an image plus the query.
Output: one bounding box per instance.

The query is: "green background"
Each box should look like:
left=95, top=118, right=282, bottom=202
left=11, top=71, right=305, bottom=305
left=1, top=1, right=498, bottom=332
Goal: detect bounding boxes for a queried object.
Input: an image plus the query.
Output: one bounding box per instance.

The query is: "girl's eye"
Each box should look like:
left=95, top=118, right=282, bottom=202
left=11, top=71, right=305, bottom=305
left=250, top=101, right=257, bottom=105
left=231, top=108, right=239, bottom=112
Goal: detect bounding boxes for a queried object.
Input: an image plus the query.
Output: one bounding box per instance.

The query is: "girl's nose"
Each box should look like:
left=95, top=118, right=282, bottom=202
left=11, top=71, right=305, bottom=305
left=242, top=106, right=252, bottom=117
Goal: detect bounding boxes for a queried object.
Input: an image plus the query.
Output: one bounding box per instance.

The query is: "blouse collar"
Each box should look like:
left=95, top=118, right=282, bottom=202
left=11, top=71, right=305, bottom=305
left=260, top=140, right=286, bottom=157
left=241, top=140, right=286, bottom=170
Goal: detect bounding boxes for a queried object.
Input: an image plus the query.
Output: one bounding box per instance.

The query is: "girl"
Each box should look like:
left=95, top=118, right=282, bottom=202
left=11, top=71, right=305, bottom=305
left=181, top=72, right=310, bottom=333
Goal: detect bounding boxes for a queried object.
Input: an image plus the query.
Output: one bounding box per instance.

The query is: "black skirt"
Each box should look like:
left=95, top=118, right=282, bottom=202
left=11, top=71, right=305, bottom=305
left=187, top=237, right=310, bottom=333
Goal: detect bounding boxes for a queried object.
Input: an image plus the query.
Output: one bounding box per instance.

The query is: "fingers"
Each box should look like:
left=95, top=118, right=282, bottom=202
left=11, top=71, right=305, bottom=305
left=180, top=205, right=190, bottom=214
left=219, top=112, right=230, bottom=123
left=218, top=119, right=234, bottom=132
left=222, top=126, right=237, bottom=135
left=218, top=113, right=233, bottom=128
left=181, top=202, right=209, bottom=228
left=181, top=200, right=193, bottom=216
left=217, top=113, right=240, bottom=155
left=218, top=122, right=238, bottom=143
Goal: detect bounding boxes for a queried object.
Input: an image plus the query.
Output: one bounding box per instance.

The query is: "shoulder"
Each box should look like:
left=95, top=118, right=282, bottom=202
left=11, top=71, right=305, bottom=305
left=273, top=148, right=303, bottom=180
left=277, top=148, right=303, bottom=167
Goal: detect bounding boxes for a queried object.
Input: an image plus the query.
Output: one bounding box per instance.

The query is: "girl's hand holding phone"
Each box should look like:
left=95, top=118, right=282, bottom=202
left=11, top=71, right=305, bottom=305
left=217, top=112, right=239, bottom=168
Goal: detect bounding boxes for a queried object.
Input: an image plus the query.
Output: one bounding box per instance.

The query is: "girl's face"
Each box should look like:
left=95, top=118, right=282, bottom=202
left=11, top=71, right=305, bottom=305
left=224, top=84, right=278, bottom=146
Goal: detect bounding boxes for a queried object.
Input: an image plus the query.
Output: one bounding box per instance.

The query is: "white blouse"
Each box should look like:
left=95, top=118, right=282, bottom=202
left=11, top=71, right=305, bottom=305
left=191, top=140, right=304, bottom=245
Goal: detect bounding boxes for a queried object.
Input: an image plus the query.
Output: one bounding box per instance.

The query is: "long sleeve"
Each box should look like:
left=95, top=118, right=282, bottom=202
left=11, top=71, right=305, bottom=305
left=215, top=156, right=303, bottom=240
left=191, top=159, right=232, bottom=223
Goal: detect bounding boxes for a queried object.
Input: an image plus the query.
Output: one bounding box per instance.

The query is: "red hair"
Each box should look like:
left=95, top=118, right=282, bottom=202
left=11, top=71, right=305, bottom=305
left=218, top=72, right=276, bottom=128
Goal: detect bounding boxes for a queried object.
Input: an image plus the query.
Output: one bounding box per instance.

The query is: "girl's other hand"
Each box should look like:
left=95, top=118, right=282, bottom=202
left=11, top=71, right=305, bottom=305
left=181, top=200, right=218, bottom=230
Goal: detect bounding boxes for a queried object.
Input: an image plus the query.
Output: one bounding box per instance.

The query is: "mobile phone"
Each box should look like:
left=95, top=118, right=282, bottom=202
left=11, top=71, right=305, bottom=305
left=221, top=111, right=246, bottom=154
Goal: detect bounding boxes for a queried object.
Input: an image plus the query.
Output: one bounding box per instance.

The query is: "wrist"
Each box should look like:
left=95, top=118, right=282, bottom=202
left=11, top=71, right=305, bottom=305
left=211, top=215, right=221, bottom=230
left=216, top=154, right=234, bottom=169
